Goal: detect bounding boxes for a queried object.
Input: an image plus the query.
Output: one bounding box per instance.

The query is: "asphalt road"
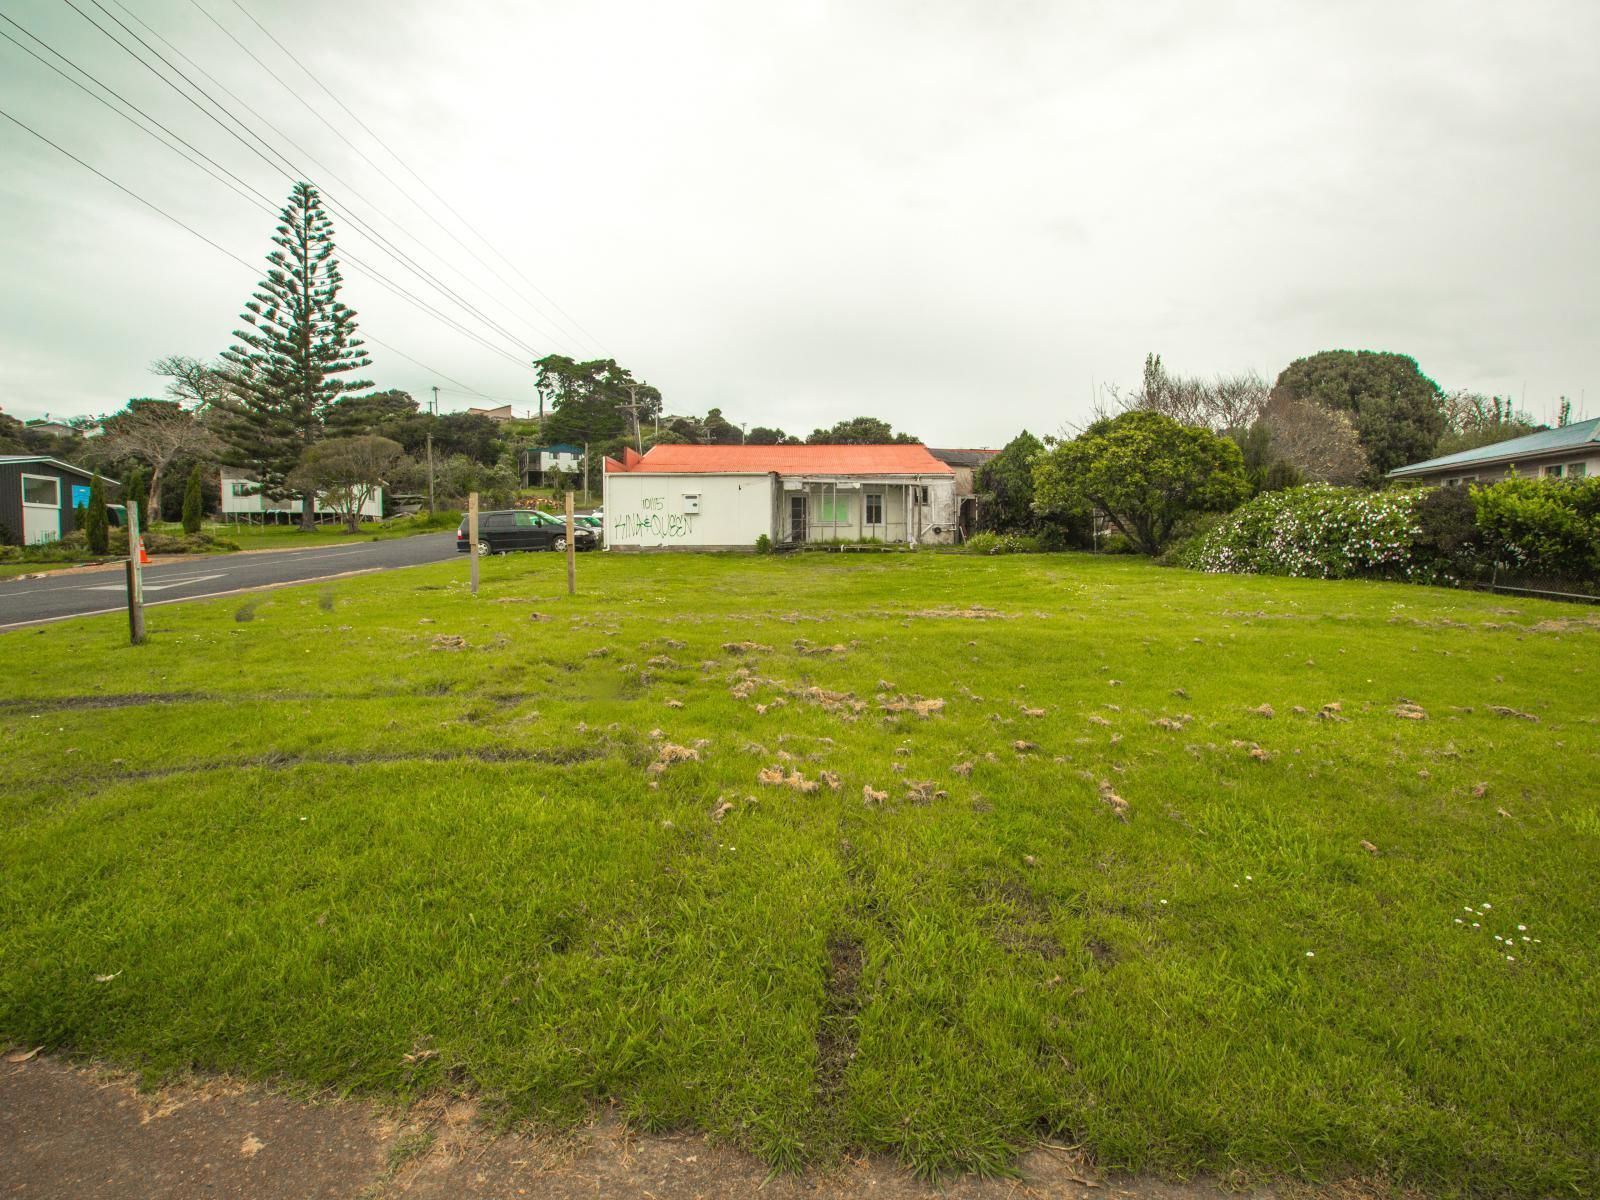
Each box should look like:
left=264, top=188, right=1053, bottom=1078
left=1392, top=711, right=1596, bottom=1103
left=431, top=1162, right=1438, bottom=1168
left=0, top=533, right=459, bottom=629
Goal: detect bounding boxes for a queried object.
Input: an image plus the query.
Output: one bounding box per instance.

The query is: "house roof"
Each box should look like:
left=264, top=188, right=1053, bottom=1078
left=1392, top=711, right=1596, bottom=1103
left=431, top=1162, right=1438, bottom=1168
left=1388, top=418, right=1600, bottom=477
left=604, top=443, right=955, bottom=476
left=928, top=447, right=999, bottom=469
left=0, top=455, right=117, bottom=485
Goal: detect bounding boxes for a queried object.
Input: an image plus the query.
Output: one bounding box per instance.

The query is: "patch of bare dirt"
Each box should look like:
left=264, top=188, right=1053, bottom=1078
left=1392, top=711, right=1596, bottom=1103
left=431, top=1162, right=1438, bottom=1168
left=0, top=1054, right=1428, bottom=1199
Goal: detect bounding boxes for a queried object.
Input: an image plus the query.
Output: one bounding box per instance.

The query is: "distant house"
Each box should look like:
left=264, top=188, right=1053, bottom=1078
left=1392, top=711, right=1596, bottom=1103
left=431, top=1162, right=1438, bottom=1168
left=467, top=404, right=517, bottom=423
left=602, top=444, right=957, bottom=550
left=519, top=444, right=584, bottom=487
left=928, top=448, right=999, bottom=540
left=1388, top=419, right=1600, bottom=486
left=0, top=455, right=117, bottom=545
left=22, top=419, right=77, bottom=440
left=218, top=468, right=383, bottom=525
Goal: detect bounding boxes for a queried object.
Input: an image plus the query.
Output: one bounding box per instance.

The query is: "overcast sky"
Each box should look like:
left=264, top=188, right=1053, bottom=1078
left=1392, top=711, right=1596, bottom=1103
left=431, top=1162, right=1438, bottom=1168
left=3, top=0, right=1596, bottom=441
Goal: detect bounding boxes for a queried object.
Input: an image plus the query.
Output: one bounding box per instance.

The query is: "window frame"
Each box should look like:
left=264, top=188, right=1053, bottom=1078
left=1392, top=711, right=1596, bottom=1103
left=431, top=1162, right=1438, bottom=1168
left=20, top=473, right=60, bottom=507
left=864, top=492, right=884, bottom=526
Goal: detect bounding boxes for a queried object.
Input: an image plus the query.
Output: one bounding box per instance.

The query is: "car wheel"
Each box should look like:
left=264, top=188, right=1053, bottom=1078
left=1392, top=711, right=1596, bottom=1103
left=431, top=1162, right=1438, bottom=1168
left=476, top=539, right=492, bottom=556
left=552, top=535, right=567, bottom=552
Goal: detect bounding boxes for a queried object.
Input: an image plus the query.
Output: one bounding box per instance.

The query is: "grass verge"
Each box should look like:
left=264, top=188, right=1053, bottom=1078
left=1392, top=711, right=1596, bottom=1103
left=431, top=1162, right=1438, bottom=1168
left=1, top=552, right=1596, bottom=1195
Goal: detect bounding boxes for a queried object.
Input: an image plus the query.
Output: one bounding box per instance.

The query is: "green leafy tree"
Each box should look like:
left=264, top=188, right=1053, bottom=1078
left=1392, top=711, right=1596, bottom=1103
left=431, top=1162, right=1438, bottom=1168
left=1271, top=351, right=1445, bottom=480
left=535, top=355, right=659, bottom=448
left=1033, top=410, right=1250, bottom=555
left=974, top=431, right=1044, bottom=533
left=287, top=435, right=405, bottom=533
left=703, top=407, right=742, bottom=445
left=807, top=416, right=918, bottom=444
left=84, top=473, right=109, bottom=554
left=327, top=389, right=420, bottom=435
left=746, top=425, right=796, bottom=445
left=181, top=465, right=204, bottom=534
left=219, top=181, right=373, bottom=529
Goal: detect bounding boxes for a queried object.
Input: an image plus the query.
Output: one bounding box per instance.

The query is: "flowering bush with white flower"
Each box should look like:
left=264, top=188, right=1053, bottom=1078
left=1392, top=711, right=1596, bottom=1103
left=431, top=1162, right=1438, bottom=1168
left=1183, top=485, right=1431, bottom=581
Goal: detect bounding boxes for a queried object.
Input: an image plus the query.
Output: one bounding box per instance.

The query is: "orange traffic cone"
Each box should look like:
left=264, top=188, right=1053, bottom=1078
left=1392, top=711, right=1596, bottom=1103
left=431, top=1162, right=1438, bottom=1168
left=137, top=537, right=150, bottom=565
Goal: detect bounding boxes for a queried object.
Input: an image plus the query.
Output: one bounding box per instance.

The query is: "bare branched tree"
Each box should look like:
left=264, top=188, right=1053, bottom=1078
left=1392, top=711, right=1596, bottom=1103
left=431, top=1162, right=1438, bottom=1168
left=1123, top=354, right=1269, bottom=433
left=1261, top=389, right=1367, bottom=484
left=150, top=355, right=239, bottom=411
left=90, top=400, right=223, bottom=517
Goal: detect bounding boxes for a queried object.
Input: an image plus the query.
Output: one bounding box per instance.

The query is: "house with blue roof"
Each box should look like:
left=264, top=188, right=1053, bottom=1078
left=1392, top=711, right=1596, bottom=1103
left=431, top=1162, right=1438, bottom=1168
left=1388, top=418, right=1600, bottom=486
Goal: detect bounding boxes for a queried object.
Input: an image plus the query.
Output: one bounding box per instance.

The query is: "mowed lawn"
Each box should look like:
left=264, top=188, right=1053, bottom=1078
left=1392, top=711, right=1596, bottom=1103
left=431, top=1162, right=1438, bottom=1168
left=1, top=552, right=1596, bottom=1195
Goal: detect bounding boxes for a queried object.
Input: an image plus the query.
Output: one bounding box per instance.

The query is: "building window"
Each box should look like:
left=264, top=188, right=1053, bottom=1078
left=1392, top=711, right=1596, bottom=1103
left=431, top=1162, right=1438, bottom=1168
left=1568, top=462, right=1587, bottom=478
left=865, top=493, right=883, bottom=525
left=1544, top=464, right=1564, bottom=478
left=914, top=486, right=930, bottom=504
left=818, top=495, right=850, bottom=523
left=21, top=475, right=59, bottom=506
left=230, top=481, right=252, bottom=497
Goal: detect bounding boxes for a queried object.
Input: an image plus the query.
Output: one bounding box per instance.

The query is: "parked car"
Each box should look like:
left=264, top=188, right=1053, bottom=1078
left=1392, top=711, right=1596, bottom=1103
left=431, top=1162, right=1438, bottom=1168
left=456, top=510, right=596, bottom=555
left=572, top=513, right=605, bottom=540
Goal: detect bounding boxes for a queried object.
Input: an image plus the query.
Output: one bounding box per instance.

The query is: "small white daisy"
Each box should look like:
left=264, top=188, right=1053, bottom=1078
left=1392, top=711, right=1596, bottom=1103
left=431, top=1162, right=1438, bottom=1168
left=1517, top=924, right=1526, bottom=931
left=1305, top=951, right=1315, bottom=957
left=1482, top=903, right=1492, bottom=910
left=1506, top=955, right=1515, bottom=962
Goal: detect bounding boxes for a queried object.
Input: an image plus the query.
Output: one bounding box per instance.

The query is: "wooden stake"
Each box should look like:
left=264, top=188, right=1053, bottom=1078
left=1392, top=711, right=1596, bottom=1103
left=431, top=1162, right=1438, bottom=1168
left=126, top=499, right=145, bottom=645
left=565, top=491, right=576, bottom=596
left=468, top=491, right=480, bottom=595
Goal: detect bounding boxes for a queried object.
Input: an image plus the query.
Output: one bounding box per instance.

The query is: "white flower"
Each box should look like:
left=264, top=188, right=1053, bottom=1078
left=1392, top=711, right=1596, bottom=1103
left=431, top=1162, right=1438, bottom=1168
left=1482, top=903, right=1492, bottom=910
left=1159, top=899, right=1168, bottom=905
left=1517, top=924, right=1526, bottom=931
left=1506, top=955, right=1515, bottom=962
left=1472, top=922, right=1480, bottom=928
left=1305, top=951, right=1315, bottom=957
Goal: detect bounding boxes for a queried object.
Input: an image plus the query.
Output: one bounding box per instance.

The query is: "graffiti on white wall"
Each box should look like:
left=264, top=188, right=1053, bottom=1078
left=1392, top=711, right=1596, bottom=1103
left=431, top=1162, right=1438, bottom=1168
left=611, top=495, right=698, bottom=540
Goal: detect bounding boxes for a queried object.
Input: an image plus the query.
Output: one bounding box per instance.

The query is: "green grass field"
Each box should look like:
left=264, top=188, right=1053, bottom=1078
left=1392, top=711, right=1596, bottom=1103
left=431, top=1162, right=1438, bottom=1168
left=2, top=552, right=1596, bottom=1196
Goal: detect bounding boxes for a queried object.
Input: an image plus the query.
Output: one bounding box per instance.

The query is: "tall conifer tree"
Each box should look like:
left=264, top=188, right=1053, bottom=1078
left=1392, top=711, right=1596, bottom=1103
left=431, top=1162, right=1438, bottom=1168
left=221, top=182, right=372, bottom=528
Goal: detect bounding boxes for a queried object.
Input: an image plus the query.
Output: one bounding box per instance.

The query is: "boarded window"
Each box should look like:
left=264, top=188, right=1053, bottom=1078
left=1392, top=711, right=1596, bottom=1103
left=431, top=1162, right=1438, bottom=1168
left=21, top=475, right=59, bottom=506
left=819, top=495, right=850, bottom=523
left=865, top=493, right=883, bottom=525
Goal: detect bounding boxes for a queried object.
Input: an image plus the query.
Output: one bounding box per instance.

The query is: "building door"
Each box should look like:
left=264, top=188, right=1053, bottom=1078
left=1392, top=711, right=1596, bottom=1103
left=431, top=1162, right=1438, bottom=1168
left=789, top=494, right=807, bottom=543
left=864, top=491, right=883, bottom=538
left=21, top=474, right=62, bottom=545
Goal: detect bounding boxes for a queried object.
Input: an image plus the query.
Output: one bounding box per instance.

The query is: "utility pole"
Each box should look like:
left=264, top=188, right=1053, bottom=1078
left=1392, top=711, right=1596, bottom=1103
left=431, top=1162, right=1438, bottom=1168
left=431, top=385, right=440, bottom=416
left=740, top=422, right=748, bottom=444
left=468, top=491, right=480, bottom=595
left=582, top=442, right=589, bottom=505
left=425, top=432, right=436, bottom=516
left=618, top=381, right=652, bottom=452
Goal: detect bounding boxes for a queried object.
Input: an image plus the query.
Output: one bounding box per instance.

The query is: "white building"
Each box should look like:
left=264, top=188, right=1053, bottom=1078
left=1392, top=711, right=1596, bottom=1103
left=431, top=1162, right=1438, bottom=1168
left=219, top=469, right=384, bottom=524
left=602, top=444, right=958, bottom=551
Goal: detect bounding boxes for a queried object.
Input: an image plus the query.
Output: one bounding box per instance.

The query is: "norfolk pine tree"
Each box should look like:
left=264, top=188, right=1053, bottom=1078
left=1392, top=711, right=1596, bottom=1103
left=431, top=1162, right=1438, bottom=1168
left=220, top=182, right=372, bottom=529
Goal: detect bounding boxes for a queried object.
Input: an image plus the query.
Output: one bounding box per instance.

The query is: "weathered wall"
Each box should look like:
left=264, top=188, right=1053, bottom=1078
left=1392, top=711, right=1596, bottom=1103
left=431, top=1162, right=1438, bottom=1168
left=1405, top=452, right=1600, bottom=487
left=603, top=472, right=775, bottom=549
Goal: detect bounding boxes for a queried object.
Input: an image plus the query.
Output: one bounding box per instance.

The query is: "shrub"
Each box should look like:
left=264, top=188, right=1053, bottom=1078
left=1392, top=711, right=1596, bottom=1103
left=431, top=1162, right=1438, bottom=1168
left=963, top=531, right=1041, bottom=555
left=85, top=474, right=109, bottom=554
left=754, top=533, right=772, bottom=554
left=1189, top=485, right=1427, bottom=580
left=1098, top=533, right=1136, bottom=555
left=182, top=465, right=204, bottom=534
left=1473, top=476, right=1600, bottom=581
left=1411, top=485, right=1484, bottom=578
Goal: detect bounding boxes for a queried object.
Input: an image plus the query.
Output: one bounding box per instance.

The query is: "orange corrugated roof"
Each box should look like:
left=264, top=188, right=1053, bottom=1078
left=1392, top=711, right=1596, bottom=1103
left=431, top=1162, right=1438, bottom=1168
left=606, top=443, right=954, bottom=475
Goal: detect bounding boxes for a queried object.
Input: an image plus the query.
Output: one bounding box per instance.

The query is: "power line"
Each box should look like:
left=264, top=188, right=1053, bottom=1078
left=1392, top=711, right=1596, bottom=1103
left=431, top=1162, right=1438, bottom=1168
left=0, top=15, right=278, bottom=217
left=3, top=14, right=531, bottom=370
left=0, top=102, right=515, bottom=407
left=0, top=103, right=258, bottom=272
left=187, top=0, right=593, bottom=357
left=224, top=0, right=611, bottom=358
left=68, top=0, right=550, bottom=364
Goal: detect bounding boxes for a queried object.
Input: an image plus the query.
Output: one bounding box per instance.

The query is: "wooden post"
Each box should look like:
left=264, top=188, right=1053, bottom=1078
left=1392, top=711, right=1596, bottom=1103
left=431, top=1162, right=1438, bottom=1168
left=564, top=491, right=576, bottom=596
left=126, top=499, right=145, bottom=645
left=468, top=491, right=480, bottom=595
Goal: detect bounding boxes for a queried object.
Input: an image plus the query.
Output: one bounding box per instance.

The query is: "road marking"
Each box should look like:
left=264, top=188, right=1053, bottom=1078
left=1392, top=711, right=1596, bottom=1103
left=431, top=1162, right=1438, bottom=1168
left=81, top=573, right=226, bottom=593
left=0, top=567, right=387, bottom=632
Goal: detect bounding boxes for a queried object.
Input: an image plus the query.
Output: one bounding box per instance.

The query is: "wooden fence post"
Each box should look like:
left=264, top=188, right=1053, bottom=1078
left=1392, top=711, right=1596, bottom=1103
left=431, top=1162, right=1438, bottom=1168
left=565, top=492, right=576, bottom=595
left=468, top=491, right=480, bottom=595
left=126, top=499, right=145, bottom=645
